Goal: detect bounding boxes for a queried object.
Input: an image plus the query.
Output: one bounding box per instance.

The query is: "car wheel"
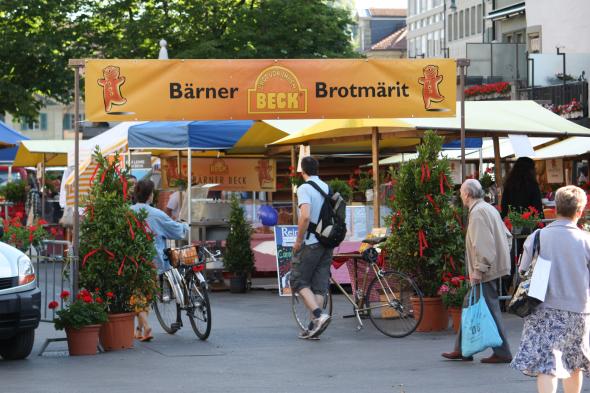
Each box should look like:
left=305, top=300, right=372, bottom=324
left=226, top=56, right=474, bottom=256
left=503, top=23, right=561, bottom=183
left=0, top=329, right=35, bottom=360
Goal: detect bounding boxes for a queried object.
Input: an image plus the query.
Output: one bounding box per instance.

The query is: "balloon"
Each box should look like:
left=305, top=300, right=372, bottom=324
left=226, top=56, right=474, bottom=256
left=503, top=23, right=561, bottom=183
left=259, top=205, right=278, bottom=226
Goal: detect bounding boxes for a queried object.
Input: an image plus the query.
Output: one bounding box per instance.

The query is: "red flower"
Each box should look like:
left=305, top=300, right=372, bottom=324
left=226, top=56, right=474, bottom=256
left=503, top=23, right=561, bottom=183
left=29, top=225, right=38, bottom=232
left=503, top=217, right=513, bottom=231
left=538, top=222, right=545, bottom=228
left=106, top=292, right=115, bottom=299
left=367, top=168, right=373, bottom=176
left=347, top=178, right=356, bottom=188
left=60, top=290, right=70, bottom=299
left=96, top=297, right=104, bottom=304
left=521, top=212, right=532, bottom=220
left=50, top=227, right=58, bottom=236
left=82, top=295, right=93, bottom=303
left=528, top=206, right=539, bottom=215
left=15, top=212, right=23, bottom=219
left=48, top=301, right=59, bottom=309
left=353, top=168, right=361, bottom=176
left=38, top=219, right=48, bottom=225
left=79, top=289, right=90, bottom=297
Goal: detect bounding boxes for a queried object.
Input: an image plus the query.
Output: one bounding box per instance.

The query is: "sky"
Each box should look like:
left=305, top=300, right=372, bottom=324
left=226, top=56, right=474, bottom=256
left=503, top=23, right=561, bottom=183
left=355, top=0, right=407, bottom=10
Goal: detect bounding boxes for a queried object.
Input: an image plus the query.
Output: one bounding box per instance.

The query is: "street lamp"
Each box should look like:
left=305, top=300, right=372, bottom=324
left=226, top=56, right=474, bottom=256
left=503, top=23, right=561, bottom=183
left=557, top=46, right=566, bottom=104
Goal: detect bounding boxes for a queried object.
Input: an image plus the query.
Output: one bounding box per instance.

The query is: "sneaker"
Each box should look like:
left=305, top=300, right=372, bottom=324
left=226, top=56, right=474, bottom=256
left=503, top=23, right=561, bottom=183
left=308, top=313, right=331, bottom=338
left=297, top=330, right=320, bottom=340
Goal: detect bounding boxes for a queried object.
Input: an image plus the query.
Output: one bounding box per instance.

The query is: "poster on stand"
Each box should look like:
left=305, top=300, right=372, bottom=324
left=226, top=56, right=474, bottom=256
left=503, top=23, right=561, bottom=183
left=274, top=225, right=298, bottom=296
left=546, top=158, right=564, bottom=183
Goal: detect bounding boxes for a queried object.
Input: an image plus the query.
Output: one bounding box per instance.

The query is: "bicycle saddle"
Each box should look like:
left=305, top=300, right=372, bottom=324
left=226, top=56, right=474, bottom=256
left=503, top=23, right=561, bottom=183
left=361, top=236, right=387, bottom=245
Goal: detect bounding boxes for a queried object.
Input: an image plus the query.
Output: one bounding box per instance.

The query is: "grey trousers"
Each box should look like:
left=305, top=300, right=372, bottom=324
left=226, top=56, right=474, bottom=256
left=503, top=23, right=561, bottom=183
left=453, top=279, right=512, bottom=358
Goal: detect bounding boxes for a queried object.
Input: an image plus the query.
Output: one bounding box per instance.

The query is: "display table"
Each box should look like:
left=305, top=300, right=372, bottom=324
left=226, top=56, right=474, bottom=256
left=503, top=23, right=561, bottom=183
left=250, top=235, right=360, bottom=284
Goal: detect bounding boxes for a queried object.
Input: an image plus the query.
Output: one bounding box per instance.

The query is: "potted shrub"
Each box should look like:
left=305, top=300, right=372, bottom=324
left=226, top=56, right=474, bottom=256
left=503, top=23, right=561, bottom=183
left=357, top=169, right=375, bottom=202
left=328, top=178, right=353, bottom=202
left=2, top=215, right=51, bottom=253
left=50, top=289, right=108, bottom=356
left=504, top=205, right=543, bottom=235
left=79, top=150, right=157, bottom=350
left=224, top=195, right=255, bottom=293
left=439, top=274, right=469, bottom=332
left=0, top=180, right=27, bottom=219
left=385, top=131, right=465, bottom=332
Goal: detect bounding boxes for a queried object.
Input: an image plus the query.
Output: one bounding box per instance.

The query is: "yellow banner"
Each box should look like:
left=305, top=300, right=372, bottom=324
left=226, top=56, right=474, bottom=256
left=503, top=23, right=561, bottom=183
left=85, top=59, right=456, bottom=121
left=162, top=157, right=276, bottom=191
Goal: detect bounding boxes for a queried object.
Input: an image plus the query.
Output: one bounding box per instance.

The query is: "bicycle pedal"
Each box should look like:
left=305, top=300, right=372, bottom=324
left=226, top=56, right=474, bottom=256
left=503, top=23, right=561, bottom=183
left=171, top=322, right=181, bottom=330
left=342, top=314, right=356, bottom=319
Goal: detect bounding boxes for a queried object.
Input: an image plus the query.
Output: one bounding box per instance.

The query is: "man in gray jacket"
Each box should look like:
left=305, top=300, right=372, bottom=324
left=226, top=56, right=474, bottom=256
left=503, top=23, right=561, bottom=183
left=442, top=179, right=513, bottom=363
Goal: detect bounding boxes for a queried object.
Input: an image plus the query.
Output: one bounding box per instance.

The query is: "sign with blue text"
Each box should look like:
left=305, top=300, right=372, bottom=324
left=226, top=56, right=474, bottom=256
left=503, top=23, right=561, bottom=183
left=274, top=225, right=298, bottom=296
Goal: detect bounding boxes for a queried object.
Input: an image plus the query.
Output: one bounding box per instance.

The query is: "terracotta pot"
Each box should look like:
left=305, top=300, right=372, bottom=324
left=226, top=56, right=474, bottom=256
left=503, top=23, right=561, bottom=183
left=411, top=296, right=448, bottom=332
left=99, top=312, right=135, bottom=351
left=65, top=324, right=101, bottom=356
left=448, top=307, right=462, bottom=333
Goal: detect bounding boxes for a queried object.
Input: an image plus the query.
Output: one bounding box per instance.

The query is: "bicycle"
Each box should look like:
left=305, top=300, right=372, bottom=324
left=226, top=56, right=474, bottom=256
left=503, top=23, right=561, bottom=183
left=292, top=237, right=424, bottom=338
left=153, top=245, right=212, bottom=340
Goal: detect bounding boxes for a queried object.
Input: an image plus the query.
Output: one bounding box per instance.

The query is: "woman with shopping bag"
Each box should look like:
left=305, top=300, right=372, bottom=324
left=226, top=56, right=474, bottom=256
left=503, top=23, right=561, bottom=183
left=511, top=185, right=590, bottom=393
left=441, top=179, right=513, bottom=363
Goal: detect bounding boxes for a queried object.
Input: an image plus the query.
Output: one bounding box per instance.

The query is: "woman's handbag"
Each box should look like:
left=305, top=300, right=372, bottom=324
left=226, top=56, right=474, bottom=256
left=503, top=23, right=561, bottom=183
left=508, top=230, right=542, bottom=318
left=461, top=283, right=503, bottom=357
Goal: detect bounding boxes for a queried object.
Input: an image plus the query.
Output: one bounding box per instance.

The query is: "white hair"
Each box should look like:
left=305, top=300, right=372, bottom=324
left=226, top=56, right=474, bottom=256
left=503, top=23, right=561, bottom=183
left=461, top=179, right=485, bottom=199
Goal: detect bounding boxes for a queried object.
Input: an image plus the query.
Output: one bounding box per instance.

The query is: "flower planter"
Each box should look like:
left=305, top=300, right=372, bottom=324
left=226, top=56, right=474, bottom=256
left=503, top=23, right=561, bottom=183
left=365, top=189, right=374, bottom=202
left=448, top=307, right=462, bottom=333
left=411, top=296, right=448, bottom=332
left=512, top=226, right=532, bottom=236
left=66, top=324, right=101, bottom=356
left=99, top=312, right=135, bottom=351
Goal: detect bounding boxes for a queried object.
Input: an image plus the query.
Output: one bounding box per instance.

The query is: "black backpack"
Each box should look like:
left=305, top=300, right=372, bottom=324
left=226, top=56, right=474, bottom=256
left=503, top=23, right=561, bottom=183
left=304, top=180, right=347, bottom=248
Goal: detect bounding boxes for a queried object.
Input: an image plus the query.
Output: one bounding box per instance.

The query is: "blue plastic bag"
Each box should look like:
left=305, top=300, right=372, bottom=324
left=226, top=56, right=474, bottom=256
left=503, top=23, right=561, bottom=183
left=461, top=283, right=503, bottom=357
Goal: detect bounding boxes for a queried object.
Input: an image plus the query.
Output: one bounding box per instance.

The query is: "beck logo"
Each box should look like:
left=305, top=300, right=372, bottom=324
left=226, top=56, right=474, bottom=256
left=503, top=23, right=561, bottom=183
left=248, top=66, right=307, bottom=114
left=97, top=66, right=127, bottom=113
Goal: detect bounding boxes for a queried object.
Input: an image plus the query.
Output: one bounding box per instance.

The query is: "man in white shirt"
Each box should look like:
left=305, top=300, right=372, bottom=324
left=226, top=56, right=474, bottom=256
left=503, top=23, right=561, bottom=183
left=165, top=190, right=182, bottom=220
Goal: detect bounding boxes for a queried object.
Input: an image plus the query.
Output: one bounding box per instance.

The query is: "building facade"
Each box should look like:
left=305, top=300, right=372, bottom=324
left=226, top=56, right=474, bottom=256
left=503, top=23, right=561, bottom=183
left=1, top=99, right=83, bottom=140
left=447, top=0, right=488, bottom=59
left=406, top=0, right=445, bottom=58
left=356, top=8, right=407, bottom=55
left=525, top=0, right=590, bottom=55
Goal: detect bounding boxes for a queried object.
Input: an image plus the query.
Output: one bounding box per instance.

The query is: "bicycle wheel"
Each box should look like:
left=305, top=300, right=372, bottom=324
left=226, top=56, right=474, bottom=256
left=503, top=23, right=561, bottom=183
left=153, top=273, right=181, bottom=334
left=291, top=290, right=333, bottom=333
left=365, top=270, right=423, bottom=338
left=186, top=275, right=212, bottom=340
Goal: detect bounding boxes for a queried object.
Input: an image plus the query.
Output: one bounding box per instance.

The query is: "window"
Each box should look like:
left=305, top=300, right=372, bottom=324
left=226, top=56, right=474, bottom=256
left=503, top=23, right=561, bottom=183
left=471, top=7, right=476, bottom=36
left=529, top=34, right=541, bottom=53
left=409, top=0, right=416, bottom=16
left=428, top=16, right=433, bottom=25
left=448, top=13, right=453, bottom=41
left=409, top=38, right=416, bottom=57
left=21, top=113, right=47, bottom=131
left=434, top=13, right=440, bottom=23
left=505, top=34, right=513, bottom=43
left=516, top=33, right=523, bottom=43
left=434, top=30, right=440, bottom=56
left=459, top=10, right=464, bottom=39
left=465, top=8, right=470, bottom=36
left=427, top=32, right=433, bottom=56
left=453, top=12, right=458, bottom=41
left=420, top=0, right=427, bottom=13
left=477, top=4, right=482, bottom=34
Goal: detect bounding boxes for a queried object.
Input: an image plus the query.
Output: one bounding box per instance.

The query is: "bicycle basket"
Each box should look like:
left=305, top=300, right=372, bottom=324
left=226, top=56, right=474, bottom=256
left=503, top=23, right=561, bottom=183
left=165, top=245, right=200, bottom=267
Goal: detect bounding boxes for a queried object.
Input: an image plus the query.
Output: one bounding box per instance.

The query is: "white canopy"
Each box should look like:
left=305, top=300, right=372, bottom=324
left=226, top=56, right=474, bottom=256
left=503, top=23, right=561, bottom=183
left=534, top=137, right=590, bottom=159
left=400, top=101, right=590, bottom=137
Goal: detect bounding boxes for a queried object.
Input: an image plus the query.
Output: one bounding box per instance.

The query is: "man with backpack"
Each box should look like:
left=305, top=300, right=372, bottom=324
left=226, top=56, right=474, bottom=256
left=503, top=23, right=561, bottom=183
left=291, top=156, right=347, bottom=339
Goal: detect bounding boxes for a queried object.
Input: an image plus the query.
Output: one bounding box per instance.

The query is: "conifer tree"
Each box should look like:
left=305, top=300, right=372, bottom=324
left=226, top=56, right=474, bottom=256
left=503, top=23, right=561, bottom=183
left=224, top=195, right=255, bottom=277
left=79, top=150, right=156, bottom=313
left=385, top=131, right=464, bottom=297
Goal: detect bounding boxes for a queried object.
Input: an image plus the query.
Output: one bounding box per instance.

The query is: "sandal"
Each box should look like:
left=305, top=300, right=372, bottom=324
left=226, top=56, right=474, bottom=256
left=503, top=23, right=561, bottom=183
left=140, top=328, right=153, bottom=342
left=135, top=327, right=143, bottom=339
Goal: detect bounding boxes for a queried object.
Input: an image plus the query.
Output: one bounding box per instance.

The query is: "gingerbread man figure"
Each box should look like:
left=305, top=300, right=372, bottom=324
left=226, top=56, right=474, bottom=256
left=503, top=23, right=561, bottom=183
left=418, top=65, right=444, bottom=110
left=97, top=66, right=127, bottom=112
left=256, top=159, right=273, bottom=187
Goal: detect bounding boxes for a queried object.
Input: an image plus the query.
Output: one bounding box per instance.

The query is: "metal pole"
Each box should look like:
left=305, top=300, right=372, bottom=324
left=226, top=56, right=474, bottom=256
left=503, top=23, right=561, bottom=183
left=41, top=153, right=46, bottom=221
left=557, top=47, right=566, bottom=104
left=371, top=127, right=380, bottom=227
left=290, top=146, right=297, bottom=225
left=187, top=148, right=191, bottom=242
left=71, top=62, right=82, bottom=297
left=458, top=59, right=470, bottom=182
left=443, top=1, right=447, bottom=58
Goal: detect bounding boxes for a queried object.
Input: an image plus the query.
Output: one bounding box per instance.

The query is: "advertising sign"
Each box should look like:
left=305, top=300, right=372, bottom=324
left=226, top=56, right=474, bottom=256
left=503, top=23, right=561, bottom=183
left=161, top=157, right=276, bottom=191
left=85, top=59, right=457, bottom=121
left=546, top=158, right=564, bottom=183
left=274, top=225, right=298, bottom=296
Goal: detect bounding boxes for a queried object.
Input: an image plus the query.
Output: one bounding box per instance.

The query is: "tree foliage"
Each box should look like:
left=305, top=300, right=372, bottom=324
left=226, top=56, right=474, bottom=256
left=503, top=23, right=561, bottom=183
left=224, top=195, right=255, bottom=276
left=79, top=150, right=157, bottom=313
left=384, top=131, right=465, bottom=297
left=1, top=0, right=358, bottom=120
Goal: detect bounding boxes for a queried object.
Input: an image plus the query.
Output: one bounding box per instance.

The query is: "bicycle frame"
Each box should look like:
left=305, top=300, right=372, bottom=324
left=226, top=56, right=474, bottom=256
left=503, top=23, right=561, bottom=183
left=329, top=261, right=388, bottom=330
left=163, top=265, right=208, bottom=308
